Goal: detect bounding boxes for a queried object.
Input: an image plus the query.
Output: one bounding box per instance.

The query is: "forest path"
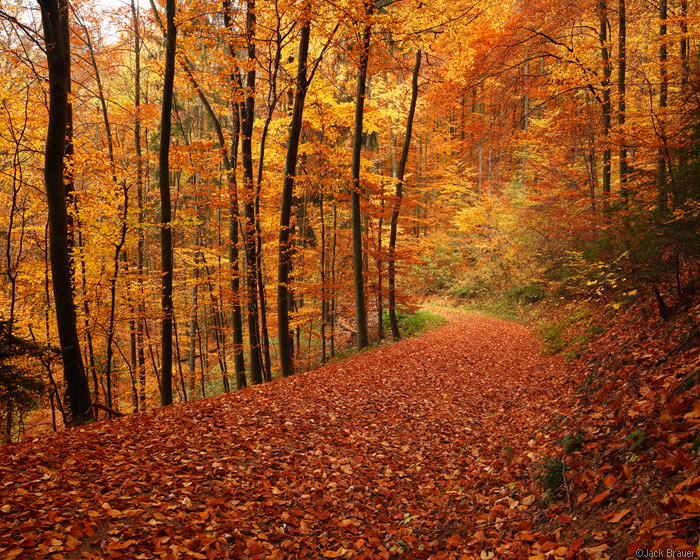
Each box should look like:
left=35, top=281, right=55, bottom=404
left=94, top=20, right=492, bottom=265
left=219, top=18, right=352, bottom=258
left=0, top=310, right=571, bottom=559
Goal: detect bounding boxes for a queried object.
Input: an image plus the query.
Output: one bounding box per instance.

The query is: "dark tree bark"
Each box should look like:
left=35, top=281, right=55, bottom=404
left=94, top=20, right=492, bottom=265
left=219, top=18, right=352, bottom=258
left=617, top=0, right=627, bottom=199
left=599, top=0, right=611, bottom=208
left=38, top=0, right=93, bottom=425
left=350, top=0, right=374, bottom=350
left=388, top=50, right=421, bottom=341
left=241, top=0, right=264, bottom=385
left=278, top=13, right=311, bottom=378
left=320, top=191, right=328, bottom=363
left=228, top=104, right=247, bottom=389
left=254, top=12, right=286, bottom=383
left=677, top=0, right=689, bottom=204
left=657, top=0, right=668, bottom=211
left=158, top=0, right=176, bottom=406
left=132, top=0, right=147, bottom=411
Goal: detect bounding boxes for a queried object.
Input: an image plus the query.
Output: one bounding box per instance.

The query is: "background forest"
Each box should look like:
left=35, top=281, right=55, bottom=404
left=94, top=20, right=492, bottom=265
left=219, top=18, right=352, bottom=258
left=1, top=0, right=699, bottom=440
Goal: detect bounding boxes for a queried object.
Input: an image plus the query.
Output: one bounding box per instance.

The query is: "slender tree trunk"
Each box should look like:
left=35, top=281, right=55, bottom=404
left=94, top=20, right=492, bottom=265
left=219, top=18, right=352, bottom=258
left=173, top=316, right=187, bottom=401
left=415, top=135, right=423, bottom=237
left=599, top=0, right=611, bottom=209
left=678, top=0, right=689, bottom=203
left=350, top=1, right=374, bottom=350
left=278, top=13, right=311, bottom=378
left=320, top=191, right=328, bottom=363
left=74, top=7, right=130, bottom=410
left=228, top=107, right=246, bottom=389
left=520, top=57, right=529, bottom=187
left=188, top=232, right=200, bottom=395
left=388, top=51, right=421, bottom=341
left=241, top=0, right=264, bottom=385
left=330, top=204, right=337, bottom=357
left=377, top=176, right=386, bottom=341
left=38, top=0, right=93, bottom=425
left=105, top=194, right=127, bottom=409
left=132, top=0, right=147, bottom=412
left=158, top=0, right=176, bottom=406
left=254, top=19, right=285, bottom=384
left=618, top=0, right=627, bottom=200
left=657, top=0, right=668, bottom=211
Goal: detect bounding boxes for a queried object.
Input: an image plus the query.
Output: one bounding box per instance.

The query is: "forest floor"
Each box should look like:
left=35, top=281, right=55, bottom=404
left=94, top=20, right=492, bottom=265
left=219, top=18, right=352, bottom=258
left=1, top=305, right=699, bottom=559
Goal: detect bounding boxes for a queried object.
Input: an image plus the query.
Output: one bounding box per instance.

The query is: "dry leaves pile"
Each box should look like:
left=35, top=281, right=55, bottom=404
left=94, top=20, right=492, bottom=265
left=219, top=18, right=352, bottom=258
left=0, top=305, right=698, bottom=559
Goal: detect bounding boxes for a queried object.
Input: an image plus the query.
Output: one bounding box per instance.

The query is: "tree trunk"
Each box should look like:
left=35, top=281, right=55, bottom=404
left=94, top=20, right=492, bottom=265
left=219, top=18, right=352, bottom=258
left=278, top=15, right=311, bottom=378
left=350, top=1, right=374, bottom=351
left=158, top=0, right=176, bottom=406
left=228, top=107, right=246, bottom=389
left=38, top=0, right=93, bottom=425
left=388, top=51, right=421, bottom=341
left=599, top=0, right=611, bottom=209
left=330, top=204, right=337, bottom=357
left=241, top=0, right=264, bottom=385
left=320, top=191, right=328, bottom=363
left=520, top=56, right=529, bottom=187
left=617, top=0, right=627, bottom=199
left=657, top=0, right=668, bottom=211
left=132, top=0, right=147, bottom=412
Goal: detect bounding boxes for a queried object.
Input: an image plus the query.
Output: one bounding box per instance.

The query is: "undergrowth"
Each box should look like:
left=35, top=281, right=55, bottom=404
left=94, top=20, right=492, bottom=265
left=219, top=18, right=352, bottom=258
left=329, top=310, right=446, bottom=364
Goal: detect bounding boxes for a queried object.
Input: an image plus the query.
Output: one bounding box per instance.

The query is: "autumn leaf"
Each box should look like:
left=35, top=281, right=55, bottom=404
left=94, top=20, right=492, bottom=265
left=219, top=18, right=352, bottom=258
left=609, top=509, right=631, bottom=523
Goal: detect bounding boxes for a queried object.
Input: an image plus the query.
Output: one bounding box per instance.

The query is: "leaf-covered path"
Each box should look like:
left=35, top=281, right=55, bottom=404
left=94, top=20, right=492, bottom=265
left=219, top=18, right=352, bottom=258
left=1, top=311, right=570, bottom=559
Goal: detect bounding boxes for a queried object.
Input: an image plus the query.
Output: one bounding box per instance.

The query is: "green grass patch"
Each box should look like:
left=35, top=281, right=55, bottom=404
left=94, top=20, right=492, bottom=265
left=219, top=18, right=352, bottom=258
left=459, top=299, right=533, bottom=325
left=537, top=306, right=605, bottom=358
left=384, top=309, right=447, bottom=337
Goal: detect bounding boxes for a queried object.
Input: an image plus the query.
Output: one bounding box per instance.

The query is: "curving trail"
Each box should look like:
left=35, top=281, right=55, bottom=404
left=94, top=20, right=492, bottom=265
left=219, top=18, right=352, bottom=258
left=0, top=310, right=572, bottom=559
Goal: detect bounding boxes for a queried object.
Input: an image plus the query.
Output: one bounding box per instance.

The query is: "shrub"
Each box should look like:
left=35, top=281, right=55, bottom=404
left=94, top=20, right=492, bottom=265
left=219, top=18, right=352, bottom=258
left=533, top=456, right=568, bottom=501
left=505, top=281, right=547, bottom=303
left=0, top=320, right=47, bottom=442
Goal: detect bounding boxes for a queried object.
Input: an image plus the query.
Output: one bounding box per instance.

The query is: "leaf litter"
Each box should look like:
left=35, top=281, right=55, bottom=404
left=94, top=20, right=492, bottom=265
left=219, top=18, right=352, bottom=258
left=0, top=304, right=698, bottom=559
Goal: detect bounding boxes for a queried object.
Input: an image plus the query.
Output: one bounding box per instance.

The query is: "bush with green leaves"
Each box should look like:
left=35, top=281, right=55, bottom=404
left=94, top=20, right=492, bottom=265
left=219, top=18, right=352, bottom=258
left=533, top=455, right=568, bottom=501
left=561, top=430, right=585, bottom=454
left=0, top=320, right=47, bottom=441
left=505, top=281, right=547, bottom=303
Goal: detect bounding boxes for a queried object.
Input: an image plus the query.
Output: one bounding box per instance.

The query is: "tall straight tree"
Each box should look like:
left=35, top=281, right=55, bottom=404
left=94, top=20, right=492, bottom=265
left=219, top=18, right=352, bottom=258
left=158, top=0, right=176, bottom=406
left=350, top=0, right=374, bottom=350
left=38, top=0, right=93, bottom=425
left=223, top=0, right=247, bottom=390
left=657, top=0, right=668, bottom=211
left=617, top=0, right=627, bottom=198
left=278, top=8, right=311, bottom=378
left=388, top=50, right=421, bottom=341
left=131, top=0, right=147, bottom=410
left=598, top=0, right=611, bottom=208
left=241, top=0, right=264, bottom=385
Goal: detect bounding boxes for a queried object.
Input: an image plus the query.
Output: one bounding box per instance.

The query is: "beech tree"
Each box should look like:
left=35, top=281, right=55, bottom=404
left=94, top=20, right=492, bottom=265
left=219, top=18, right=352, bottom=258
left=388, top=50, right=421, bottom=341
left=278, top=9, right=311, bottom=378
left=0, top=0, right=697, bottom=436
left=158, top=0, right=176, bottom=405
left=38, top=0, right=92, bottom=425
left=350, top=0, right=375, bottom=350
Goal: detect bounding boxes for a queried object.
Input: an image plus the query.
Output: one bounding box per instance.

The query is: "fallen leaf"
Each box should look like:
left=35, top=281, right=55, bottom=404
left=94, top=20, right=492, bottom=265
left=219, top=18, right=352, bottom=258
left=609, top=508, right=631, bottom=523
left=591, top=490, right=611, bottom=504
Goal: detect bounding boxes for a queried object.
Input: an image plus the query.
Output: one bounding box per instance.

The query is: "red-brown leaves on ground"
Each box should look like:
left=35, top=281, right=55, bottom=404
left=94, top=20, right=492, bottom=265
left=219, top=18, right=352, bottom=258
left=1, top=304, right=699, bottom=559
